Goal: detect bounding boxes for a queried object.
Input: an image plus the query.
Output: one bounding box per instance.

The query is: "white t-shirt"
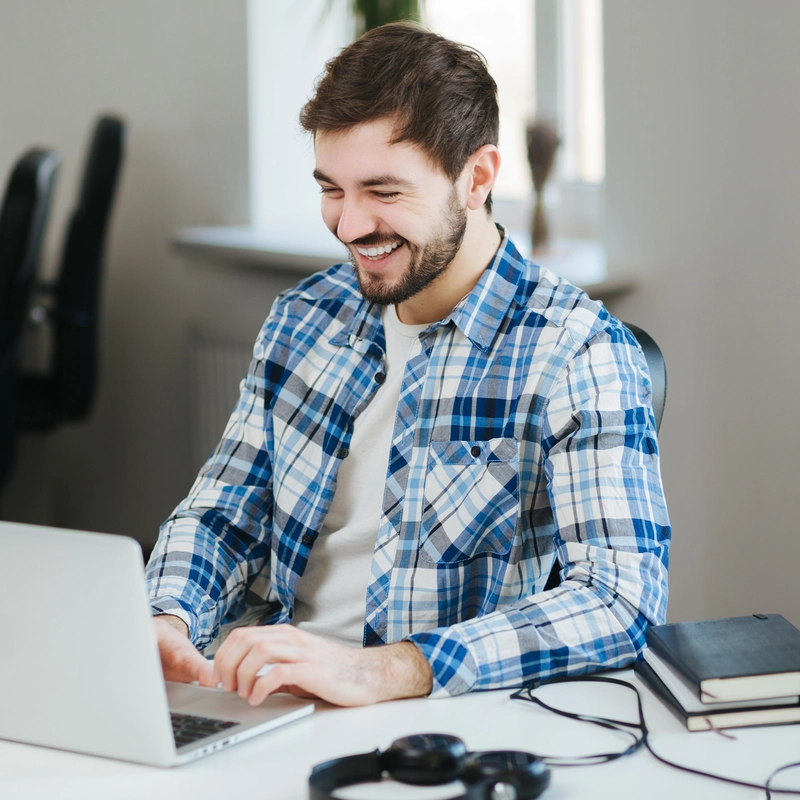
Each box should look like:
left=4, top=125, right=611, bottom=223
left=293, top=305, right=427, bottom=646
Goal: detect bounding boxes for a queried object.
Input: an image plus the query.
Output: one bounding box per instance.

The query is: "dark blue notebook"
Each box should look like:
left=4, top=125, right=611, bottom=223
left=645, top=614, right=800, bottom=703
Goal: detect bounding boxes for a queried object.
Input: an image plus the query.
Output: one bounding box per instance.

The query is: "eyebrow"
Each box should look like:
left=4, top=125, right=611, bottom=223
left=313, top=169, right=417, bottom=190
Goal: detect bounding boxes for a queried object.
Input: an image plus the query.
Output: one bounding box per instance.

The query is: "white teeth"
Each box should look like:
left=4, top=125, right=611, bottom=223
left=356, top=242, right=400, bottom=258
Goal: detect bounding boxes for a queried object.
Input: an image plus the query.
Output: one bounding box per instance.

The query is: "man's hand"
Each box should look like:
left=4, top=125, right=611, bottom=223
left=211, top=624, right=433, bottom=707
left=153, top=615, right=215, bottom=685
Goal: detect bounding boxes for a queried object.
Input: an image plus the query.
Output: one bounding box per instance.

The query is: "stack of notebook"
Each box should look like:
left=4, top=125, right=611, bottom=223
left=635, top=614, right=800, bottom=731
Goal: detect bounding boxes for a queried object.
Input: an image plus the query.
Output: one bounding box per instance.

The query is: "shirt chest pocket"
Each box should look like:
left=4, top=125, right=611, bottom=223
left=420, top=437, right=519, bottom=564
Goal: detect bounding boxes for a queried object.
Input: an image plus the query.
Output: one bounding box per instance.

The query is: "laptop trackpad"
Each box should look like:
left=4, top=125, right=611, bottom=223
left=166, top=681, right=312, bottom=723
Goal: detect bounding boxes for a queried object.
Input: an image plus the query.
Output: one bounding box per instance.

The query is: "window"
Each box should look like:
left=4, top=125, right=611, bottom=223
left=247, top=0, right=606, bottom=255
left=425, top=0, right=535, bottom=202
left=427, top=0, right=605, bottom=242
left=560, top=0, right=605, bottom=185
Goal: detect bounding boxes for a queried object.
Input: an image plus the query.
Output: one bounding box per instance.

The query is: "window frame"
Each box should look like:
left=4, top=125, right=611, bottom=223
left=535, top=0, right=605, bottom=242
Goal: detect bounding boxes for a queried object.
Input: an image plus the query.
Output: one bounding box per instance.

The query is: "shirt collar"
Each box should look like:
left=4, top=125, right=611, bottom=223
left=331, top=228, right=533, bottom=354
left=437, top=228, right=530, bottom=352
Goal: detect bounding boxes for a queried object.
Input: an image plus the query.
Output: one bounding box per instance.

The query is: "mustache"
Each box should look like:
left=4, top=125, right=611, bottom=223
left=345, top=232, right=406, bottom=248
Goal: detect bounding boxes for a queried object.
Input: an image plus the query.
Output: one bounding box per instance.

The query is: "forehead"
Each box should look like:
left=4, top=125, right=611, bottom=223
left=313, top=119, right=447, bottom=184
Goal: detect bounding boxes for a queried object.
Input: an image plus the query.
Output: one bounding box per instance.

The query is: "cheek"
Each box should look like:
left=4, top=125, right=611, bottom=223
left=376, top=209, right=417, bottom=241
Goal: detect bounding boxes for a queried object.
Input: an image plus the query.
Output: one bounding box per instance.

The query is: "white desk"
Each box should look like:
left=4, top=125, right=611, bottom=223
left=2, top=670, right=800, bottom=799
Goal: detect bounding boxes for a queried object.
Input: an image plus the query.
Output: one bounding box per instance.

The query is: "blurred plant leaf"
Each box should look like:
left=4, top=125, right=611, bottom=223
left=324, top=0, right=424, bottom=39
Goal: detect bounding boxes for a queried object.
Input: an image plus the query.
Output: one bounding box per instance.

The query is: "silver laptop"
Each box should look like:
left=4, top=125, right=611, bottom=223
left=0, top=521, right=314, bottom=766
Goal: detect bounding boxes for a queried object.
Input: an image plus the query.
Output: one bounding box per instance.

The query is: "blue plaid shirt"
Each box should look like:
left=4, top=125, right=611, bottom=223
left=146, top=233, right=670, bottom=697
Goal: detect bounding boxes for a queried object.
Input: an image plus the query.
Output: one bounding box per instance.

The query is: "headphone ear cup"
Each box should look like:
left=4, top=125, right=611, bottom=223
left=463, top=751, right=551, bottom=800
left=382, top=733, right=468, bottom=785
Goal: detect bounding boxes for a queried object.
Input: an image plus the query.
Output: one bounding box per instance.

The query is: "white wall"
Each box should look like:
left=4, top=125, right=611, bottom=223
left=603, top=0, right=800, bottom=626
left=0, top=0, right=292, bottom=551
left=3, top=0, right=799, bottom=629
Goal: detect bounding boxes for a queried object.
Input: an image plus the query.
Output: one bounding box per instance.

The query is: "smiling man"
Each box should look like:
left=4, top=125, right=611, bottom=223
left=146, top=23, right=670, bottom=707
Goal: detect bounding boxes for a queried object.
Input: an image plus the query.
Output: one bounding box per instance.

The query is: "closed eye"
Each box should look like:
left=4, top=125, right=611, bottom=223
left=374, top=191, right=400, bottom=200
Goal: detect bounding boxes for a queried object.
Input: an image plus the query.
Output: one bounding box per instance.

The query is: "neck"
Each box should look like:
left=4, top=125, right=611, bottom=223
left=396, top=210, right=501, bottom=325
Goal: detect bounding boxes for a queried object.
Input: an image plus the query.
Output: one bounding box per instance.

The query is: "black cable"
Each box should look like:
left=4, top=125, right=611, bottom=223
left=766, top=763, right=800, bottom=800
left=510, top=677, right=645, bottom=766
left=511, top=675, right=800, bottom=797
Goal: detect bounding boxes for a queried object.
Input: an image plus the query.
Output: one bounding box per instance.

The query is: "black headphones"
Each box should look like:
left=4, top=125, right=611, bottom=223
left=308, top=732, right=550, bottom=800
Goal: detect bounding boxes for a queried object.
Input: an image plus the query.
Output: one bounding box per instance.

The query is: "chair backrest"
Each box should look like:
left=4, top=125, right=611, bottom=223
left=623, top=321, right=667, bottom=433
left=52, top=114, right=125, bottom=421
left=0, top=149, right=59, bottom=494
left=543, top=321, right=667, bottom=591
left=0, top=149, right=60, bottom=364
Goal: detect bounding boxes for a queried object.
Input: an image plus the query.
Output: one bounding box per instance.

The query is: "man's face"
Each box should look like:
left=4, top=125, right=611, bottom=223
left=313, top=119, right=467, bottom=308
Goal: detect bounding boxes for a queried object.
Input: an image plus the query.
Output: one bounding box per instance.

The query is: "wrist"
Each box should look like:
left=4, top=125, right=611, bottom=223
left=374, top=641, right=433, bottom=702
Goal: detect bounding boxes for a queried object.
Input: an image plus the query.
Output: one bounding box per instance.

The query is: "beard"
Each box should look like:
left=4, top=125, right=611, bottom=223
left=346, top=187, right=467, bottom=307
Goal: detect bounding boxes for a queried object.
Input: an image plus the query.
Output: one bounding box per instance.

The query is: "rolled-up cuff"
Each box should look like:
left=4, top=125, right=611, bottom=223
left=405, top=628, right=478, bottom=698
left=150, top=598, right=198, bottom=643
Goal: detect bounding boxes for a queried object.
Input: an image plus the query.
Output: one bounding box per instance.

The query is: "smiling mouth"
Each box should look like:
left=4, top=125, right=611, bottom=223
left=354, top=241, right=402, bottom=261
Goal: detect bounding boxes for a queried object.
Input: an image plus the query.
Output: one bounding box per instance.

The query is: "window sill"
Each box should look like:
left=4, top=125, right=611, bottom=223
left=172, top=225, right=635, bottom=302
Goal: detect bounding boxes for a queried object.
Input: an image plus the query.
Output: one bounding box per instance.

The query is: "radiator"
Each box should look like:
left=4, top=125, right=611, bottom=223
left=188, top=333, right=254, bottom=472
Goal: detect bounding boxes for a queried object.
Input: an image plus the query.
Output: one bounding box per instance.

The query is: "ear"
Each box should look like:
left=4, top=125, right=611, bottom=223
left=463, top=145, right=501, bottom=211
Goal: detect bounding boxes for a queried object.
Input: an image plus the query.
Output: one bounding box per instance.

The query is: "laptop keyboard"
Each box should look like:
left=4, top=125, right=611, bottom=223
left=171, top=712, right=240, bottom=748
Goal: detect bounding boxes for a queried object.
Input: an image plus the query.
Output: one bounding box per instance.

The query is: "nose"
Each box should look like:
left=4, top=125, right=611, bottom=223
left=334, top=194, right=378, bottom=245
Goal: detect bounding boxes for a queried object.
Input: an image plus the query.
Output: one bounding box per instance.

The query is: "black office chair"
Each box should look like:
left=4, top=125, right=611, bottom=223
left=0, top=148, right=60, bottom=494
left=18, top=115, right=125, bottom=431
left=543, top=322, right=667, bottom=591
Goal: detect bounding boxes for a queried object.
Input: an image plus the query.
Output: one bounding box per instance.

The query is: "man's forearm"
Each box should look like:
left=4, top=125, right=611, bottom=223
left=156, top=614, right=189, bottom=638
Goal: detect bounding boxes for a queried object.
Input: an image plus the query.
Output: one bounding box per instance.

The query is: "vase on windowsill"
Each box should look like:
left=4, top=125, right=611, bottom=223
left=525, top=120, right=560, bottom=254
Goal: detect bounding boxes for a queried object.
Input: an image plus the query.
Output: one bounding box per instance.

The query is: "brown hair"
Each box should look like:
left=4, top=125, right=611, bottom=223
left=299, top=22, right=499, bottom=207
